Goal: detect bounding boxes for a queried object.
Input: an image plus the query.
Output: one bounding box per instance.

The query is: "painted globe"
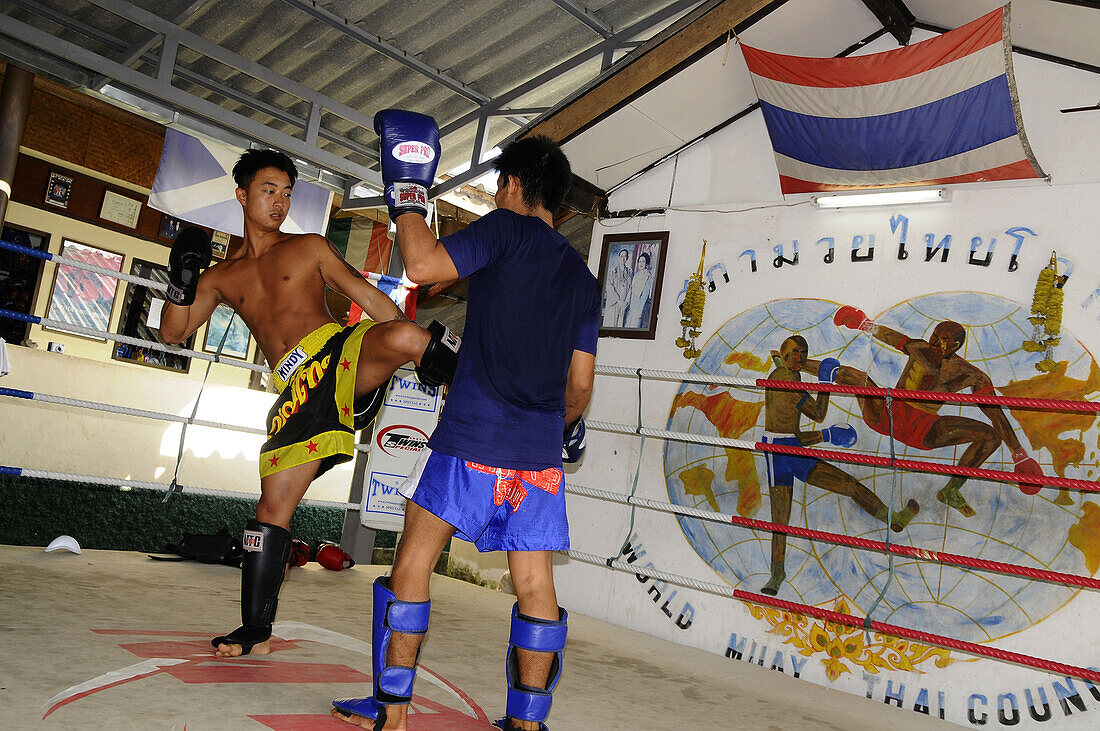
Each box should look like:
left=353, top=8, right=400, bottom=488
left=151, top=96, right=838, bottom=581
left=664, top=293, right=1099, bottom=642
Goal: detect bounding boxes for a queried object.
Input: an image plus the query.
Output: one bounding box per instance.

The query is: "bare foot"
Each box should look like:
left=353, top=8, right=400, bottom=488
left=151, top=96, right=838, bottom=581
left=212, top=638, right=270, bottom=658
left=330, top=706, right=380, bottom=728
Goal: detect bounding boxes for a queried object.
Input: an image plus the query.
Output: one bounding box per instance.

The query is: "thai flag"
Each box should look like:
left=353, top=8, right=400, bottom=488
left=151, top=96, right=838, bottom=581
left=741, top=5, right=1044, bottom=194
left=148, top=128, right=333, bottom=236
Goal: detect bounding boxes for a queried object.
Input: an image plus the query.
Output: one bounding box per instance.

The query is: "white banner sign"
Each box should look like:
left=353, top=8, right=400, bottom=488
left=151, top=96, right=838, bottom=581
left=360, top=367, right=443, bottom=531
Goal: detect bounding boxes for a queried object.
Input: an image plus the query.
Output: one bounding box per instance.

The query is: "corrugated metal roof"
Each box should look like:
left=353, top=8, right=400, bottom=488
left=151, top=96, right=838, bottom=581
left=0, top=0, right=704, bottom=197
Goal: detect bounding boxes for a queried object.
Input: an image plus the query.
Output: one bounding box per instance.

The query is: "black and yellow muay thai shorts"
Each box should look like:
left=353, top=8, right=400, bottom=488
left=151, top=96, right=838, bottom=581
left=259, top=320, right=375, bottom=480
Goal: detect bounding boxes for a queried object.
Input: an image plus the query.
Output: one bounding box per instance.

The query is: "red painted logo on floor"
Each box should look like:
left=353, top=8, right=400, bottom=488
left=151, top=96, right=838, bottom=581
left=42, top=627, right=491, bottom=729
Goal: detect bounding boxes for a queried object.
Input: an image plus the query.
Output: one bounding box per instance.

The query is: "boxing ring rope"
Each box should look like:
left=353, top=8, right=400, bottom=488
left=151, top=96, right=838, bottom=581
left=0, top=306, right=269, bottom=373
left=586, top=418, right=1097, bottom=492
left=0, top=385, right=267, bottom=436
left=564, top=482, right=1100, bottom=591
left=0, top=238, right=171, bottom=290
left=565, top=548, right=1100, bottom=684
left=595, top=363, right=1100, bottom=413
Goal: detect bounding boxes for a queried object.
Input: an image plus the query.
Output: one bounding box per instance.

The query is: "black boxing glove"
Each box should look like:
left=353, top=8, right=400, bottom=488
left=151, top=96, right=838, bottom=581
left=166, top=226, right=212, bottom=306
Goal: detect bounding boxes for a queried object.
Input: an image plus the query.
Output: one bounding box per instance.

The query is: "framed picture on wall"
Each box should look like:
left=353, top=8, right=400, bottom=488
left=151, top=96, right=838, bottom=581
left=112, top=258, right=193, bottom=373
left=596, top=231, right=669, bottom=340
left=45, top=239, right=124, bottom=340
left=203, top=303, right=251, bottom=359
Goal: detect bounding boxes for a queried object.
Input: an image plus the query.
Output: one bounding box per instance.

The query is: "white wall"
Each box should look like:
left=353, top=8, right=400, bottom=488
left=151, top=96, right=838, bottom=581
left=559, top=42, right=1100, bottom=728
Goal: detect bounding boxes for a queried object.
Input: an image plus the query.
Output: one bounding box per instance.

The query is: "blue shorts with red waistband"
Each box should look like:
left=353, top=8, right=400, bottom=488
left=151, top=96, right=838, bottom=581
left=398, top=448, right=569, bottom=552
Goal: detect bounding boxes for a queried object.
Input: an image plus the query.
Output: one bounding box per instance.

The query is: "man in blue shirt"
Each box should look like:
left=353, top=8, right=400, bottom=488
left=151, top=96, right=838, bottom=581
left=332, top=119, right=598, bottom=731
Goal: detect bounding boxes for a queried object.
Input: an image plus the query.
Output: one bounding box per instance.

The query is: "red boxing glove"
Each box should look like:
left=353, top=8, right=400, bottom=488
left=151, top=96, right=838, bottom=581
left=289, top=539, right=310, bottom=568
left=1012, top=448, right=1043, bottom=495
left=317, top=543, right=355, bottom=571
left=834, top=305, right=871, bottom=332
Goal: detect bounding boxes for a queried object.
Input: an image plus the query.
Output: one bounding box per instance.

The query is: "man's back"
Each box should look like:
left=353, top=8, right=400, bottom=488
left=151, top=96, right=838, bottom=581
left=429, top=208, right=599, bottom=469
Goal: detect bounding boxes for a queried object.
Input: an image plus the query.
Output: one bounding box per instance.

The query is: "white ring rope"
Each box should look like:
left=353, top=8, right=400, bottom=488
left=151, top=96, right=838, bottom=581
left=29, top=390, right=266, bottom=434
left=596, top=364, right=749, bottom=387
left=564, top=548, right=736, bottom=598
left=566, top=482, right=731, bottom=524
left=9, top=466, right=356, bottom=511
left=33, top=313, right=269, bottom=373
left=1, top=386, right=373, bottom=453
left=588, top=418, right=755, bottom=450
left=53, top=253, right=170, bottom=291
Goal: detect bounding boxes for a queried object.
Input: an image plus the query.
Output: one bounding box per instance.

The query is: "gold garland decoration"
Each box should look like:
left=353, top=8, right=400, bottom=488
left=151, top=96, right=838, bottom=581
left=746, top=596, right=958, bottom=682
left=676, top=240, right=706, bottom=359
left=1024, top=252, right=1068, bottom=372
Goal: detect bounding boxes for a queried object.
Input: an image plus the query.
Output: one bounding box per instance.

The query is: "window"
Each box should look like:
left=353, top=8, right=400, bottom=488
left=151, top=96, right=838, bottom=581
left=113, top=258, right=192, bottom=372
left=0, top=225, right=49, bottom=345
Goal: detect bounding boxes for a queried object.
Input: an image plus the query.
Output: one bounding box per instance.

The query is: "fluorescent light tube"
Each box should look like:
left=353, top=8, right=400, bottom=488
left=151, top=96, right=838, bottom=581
left=812, top=189, right=949, bottom=209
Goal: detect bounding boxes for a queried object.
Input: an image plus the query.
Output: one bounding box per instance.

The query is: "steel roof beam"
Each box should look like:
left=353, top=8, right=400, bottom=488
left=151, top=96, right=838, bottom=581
left=3, top=1, right=377, bottom=163
left=551, top=0, right=614, bottom=37
left=90, top=0, right=214, bottom=89
left=80, top=0, right=378, bottom=132
left=0, top=12, right=382, bottom=185
left=280, top=0, right=489, bottom=105
left=437, top=0, right=702, bottom=139
left=859, top=0, right=914, bottom=45
left=343, top=0, right=701, bottom=210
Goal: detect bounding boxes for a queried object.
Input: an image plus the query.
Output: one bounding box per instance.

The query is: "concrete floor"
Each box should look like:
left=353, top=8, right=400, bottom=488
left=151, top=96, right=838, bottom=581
left=0, top=546, right=944, bottom=730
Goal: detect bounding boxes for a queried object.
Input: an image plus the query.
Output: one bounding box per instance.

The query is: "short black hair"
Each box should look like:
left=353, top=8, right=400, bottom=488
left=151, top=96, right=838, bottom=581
left=233, top=148, right=298, bottom=188
left=493, top=135, right=571, bottom=213
left=638, top=252, right=651, bottom=267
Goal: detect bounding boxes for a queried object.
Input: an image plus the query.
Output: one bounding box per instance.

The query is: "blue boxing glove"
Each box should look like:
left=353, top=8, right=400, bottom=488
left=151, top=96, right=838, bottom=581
left=563, top=417, right=586, bottom=464
left=821, top=423, right=858, bottom=448
left=374, top=109, right=440, bottom=221
left=166, top=226, right=212, bottom=306
left=818, top=357, right=840, bottom=384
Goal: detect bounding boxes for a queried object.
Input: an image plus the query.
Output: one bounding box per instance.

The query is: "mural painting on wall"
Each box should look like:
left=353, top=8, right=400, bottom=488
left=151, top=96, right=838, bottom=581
left=656, top=219, right=1100, bottom=721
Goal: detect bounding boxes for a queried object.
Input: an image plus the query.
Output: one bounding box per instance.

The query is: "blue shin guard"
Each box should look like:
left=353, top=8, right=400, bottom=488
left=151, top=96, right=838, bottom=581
left=332, top=576, right=430, bottom=724
left=502, top=603, right=568, bottom=727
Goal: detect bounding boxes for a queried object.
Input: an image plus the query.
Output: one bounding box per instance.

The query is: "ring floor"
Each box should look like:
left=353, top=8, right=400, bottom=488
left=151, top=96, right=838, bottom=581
left=1, top=546, right=943, bottom=730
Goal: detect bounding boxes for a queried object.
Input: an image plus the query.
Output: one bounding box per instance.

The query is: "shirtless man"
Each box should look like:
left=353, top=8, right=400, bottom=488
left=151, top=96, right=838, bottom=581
left=828, top=306, right=1043, bottom=518
left=760, top=335, right=918, bottom=595
left=159, top=149, right=460, bottom=658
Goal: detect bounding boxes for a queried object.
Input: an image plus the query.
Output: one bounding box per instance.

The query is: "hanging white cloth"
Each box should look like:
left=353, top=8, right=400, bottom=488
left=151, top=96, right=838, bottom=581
left=0, top=338, right=10, bottom=377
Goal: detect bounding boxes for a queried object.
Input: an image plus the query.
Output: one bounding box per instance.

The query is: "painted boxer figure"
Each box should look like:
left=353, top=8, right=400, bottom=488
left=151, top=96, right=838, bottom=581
left=824, top=306, right=1043, bottom=517
left=159, top=149, right=460, bottom=658
left=330, top=114, right=598, bottom=731
left=760, top=335, right=918, bottom=595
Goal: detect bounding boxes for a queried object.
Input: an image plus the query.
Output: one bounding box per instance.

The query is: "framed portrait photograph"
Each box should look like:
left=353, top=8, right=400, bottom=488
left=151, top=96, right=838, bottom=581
left=45, top=172, right=73, bottom=208
left=203, top=303, right=251, bottom=360
left=45, top=239, right=124, bottom=340
left=158, top=213, right=184, bottom=241
left=597, top=231, right=669, bottom=340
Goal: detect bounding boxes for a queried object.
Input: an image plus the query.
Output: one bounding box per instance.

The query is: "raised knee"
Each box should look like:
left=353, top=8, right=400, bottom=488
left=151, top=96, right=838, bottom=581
left=375, top=320, right=426, bottom=356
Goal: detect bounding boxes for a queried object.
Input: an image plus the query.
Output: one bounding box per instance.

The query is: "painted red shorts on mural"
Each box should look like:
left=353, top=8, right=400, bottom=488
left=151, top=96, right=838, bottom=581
left=42, top=628, right=491, bottom=729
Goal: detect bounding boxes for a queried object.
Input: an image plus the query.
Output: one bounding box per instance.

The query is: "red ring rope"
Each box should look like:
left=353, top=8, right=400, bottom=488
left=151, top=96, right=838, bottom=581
left=755, top=378, right=1100, bottom=413
left=759, top=441, right=1096, bottom=491
left=716, top=511, right=1100, bottom=590
left=735, top=588, right=1100, bottom=683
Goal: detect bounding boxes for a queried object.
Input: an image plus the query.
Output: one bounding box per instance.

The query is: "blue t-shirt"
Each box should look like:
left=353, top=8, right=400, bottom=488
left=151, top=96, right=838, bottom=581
left=427, top=208, right=599, bottom=469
